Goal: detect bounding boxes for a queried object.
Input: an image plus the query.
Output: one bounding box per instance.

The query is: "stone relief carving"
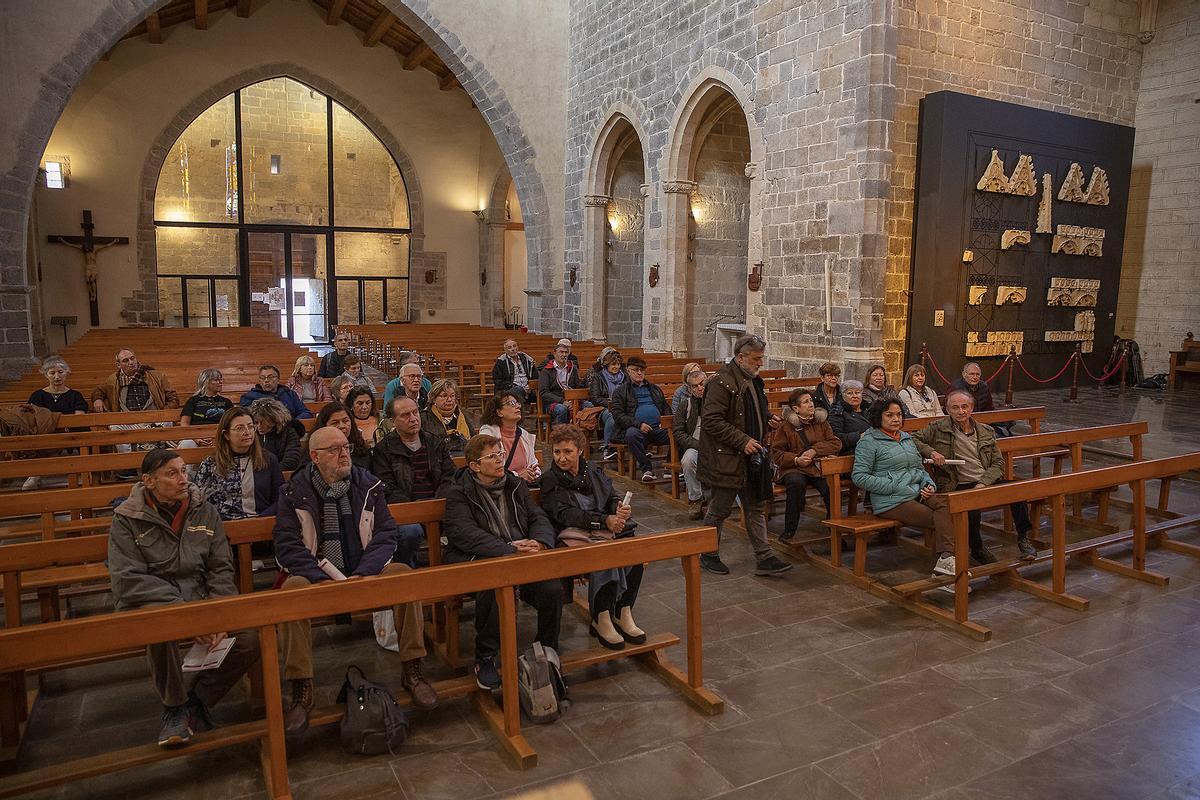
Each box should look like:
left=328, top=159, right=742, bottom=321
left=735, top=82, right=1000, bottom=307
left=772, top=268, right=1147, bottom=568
left=995, top=286, right=1027, bottom=305
left=583, top=194, right=611, bottom=207
left=1007, top=154, right=1037, bottom=196
left=1085, top=167, right=1110, bottom=205
left=968, top=285, right=988, bottom=305
left=662, top=180, right=697, bottom=194
left=1046, top=277, right=1100, bottom=307
left=1050, top=224, right=1104, bottom=257
left=976, top=150, right=1010, bottom=193
left=1045, top=310, right=1096, bottom=353
left=1036, top=173, right=1053, bottom=234
left=1058, top=162, right=1088, bottom=203
left=1000, top=229, right=1031, bottom=250
left=966, top=330, right=1024, bottom=357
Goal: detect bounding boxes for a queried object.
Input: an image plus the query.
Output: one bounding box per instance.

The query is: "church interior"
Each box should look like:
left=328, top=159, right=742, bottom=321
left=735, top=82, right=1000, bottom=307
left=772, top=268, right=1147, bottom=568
left=1, top=0, right=1200, bottom=798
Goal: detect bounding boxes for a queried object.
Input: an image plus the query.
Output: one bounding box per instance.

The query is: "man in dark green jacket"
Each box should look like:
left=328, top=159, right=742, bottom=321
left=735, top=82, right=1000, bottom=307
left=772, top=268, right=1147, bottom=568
left=697, top=334, right=792, bottom=577
left=108, top=449, right=260, bottom=748
left=911, top=389, right=1037, bottom=563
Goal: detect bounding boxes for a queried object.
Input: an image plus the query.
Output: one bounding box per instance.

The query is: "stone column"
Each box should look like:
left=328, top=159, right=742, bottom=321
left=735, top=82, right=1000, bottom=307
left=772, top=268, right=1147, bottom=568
left=744, top=161, right=765, bottom=339
left=581, top=194, right=610, bottom=341
left=660, top=180, right=696, bottom=356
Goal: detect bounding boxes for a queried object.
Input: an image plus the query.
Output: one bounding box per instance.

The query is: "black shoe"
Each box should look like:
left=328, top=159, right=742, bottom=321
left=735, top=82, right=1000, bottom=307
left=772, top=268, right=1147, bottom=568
left=700, top=554, right=730, bottom=575
left=475, top=657, right=501, bottom=690
left=1017, top=536, right=1037, bottom=561
left=158, top=704, right=193, bottom=747
left=778, top=530, right=796, bottom=544
left=186, top=693, right=214, bottom=734
left=969, top=546, right=998, bottom=566
left=754, top=555, right=794, bottom=576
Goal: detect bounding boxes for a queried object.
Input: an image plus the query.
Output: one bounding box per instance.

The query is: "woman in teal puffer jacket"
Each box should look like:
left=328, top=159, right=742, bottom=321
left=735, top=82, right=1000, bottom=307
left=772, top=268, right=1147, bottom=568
left=851, top=398, right=957, bottom=587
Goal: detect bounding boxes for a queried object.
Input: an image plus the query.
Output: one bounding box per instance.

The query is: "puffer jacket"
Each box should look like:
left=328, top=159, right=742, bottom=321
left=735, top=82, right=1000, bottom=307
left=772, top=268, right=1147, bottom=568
left=850, top=428, right=934, bottom=514
left=769, top=416, right=841, bottom=479
left=610, top=379, right=669, bottom=432
left=91, top=367, right=179, bottom=412
left=830, top=404, right=872, bottom=455
left=438, top=467, right=555, bottom=563
left=261, top=424, right=304, bottom=471
left=108, top=483, right=235, bottom=611
left=698, top=361, right=769, bottom=489
left=239, top=384, right=312, bottom=420
left=911, top=416, right=1003, bottom=492
left=371, top=428, right=457, bottom=503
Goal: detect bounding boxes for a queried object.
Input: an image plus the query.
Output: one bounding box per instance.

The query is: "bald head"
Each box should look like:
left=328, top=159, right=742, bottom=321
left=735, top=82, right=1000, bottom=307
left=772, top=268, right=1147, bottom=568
left=116, top=349, right=139, bottom=376
left=309, top=426, right=351, bottom=483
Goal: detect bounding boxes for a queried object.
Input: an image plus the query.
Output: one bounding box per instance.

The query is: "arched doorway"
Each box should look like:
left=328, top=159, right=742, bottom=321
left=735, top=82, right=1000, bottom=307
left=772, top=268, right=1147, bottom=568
left=152, top=76, right=411, bottom=343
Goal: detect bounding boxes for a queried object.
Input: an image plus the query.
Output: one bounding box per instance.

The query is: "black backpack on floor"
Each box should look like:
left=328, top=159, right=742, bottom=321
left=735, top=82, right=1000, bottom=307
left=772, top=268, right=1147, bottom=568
left=337, top=665, right=411, bottom=754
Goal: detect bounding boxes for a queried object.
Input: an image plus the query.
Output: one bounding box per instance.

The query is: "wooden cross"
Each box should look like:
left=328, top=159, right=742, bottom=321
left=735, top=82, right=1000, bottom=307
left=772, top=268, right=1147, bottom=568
left=46, top=210, right=129, bottom=326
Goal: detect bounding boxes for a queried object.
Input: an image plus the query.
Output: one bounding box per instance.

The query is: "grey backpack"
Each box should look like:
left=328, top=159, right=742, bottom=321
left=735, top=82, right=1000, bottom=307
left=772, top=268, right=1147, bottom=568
left=517, top=643, right=568, bottom=724
left=337, top=665, right=411, bottom=754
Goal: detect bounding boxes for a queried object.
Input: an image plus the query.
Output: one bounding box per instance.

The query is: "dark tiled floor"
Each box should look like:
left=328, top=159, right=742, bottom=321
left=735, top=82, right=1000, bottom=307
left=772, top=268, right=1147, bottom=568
left=11, top=389, right=1200, bottom=799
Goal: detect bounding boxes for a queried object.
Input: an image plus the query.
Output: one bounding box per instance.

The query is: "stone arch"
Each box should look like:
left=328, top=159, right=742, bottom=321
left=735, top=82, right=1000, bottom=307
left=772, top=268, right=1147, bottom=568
left=0, top=0, right=554, bottom=375
left=127, top=64, right=428, bottom=325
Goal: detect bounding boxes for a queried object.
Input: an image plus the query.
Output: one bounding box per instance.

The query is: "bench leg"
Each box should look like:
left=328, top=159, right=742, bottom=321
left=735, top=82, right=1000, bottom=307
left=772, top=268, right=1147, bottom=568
left=853, top=536, right=868, bottom=577
left=830, top=528, right=842, bottom=570
left=257, top=624, right=291, bottom=799
left=473, top=587, right=536, bottom=768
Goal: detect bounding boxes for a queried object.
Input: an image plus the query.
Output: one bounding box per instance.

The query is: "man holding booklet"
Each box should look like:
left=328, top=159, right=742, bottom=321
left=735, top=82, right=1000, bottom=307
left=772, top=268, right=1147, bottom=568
left=108, top=448, right=261, bottom=748
left=272, top=426, right=438, bottom=737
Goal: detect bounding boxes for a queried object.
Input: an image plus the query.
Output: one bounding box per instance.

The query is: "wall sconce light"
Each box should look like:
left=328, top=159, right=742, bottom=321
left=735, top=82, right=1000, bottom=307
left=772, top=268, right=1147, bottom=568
left=608, top=214, right=621, bottom=233
left=690, top=202, right=705, bottom=224
left=648, top=263, right=660, bottom=288
left=748, top=261, right=763, bottom=292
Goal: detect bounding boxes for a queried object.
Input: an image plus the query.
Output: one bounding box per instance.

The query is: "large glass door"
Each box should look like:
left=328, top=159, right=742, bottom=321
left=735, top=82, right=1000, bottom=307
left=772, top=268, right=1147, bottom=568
left=245, top=230, right=329, bottom=344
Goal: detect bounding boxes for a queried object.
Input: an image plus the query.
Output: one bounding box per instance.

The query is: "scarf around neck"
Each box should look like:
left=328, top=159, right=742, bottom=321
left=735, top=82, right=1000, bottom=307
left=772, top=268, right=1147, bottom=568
left=311, top=466, right=352, bottom=571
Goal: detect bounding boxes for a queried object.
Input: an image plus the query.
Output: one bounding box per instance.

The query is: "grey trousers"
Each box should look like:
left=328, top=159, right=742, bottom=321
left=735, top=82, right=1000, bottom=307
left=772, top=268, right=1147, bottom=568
left=147, top=628, right=261, bottom=709
left=704, top=485, right=772, bottom=562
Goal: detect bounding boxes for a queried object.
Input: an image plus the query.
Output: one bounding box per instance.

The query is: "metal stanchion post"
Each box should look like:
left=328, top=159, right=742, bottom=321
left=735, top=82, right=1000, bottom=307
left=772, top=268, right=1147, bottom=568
left=1003, top=347, right=1016, bottom=407
left=1065, top=344, right=1080, bottom=403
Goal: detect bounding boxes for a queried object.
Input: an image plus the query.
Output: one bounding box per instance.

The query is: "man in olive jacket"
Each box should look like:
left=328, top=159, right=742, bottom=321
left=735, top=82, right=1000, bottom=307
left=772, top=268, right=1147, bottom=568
left=697, top=334, right=793, bottom=577
left=108, top=448, right=260, bottom=748
left=911, top=389, right=1037, bottom=563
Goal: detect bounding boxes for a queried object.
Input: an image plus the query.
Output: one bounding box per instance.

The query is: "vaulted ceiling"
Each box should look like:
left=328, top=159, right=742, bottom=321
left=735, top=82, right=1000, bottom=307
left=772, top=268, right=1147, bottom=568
left=114, top=0, right=461, bottom=92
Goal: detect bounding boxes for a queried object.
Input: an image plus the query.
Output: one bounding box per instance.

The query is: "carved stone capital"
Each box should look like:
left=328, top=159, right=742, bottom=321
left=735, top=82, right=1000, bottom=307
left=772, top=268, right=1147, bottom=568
left=744, top=162, right=760, bottom=180
left=662, top=180, right=697, bottom=194
left=583, top=194, right=611, bottom=207
left=639, top=183, right=651, bottom=198
left=1139, top=0, right=1159, bottom=43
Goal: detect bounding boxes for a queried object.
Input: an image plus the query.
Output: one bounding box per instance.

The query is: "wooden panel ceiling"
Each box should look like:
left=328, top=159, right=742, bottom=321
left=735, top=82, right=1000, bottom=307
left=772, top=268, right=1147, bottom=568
left=117, top=0, right=459, bottom=91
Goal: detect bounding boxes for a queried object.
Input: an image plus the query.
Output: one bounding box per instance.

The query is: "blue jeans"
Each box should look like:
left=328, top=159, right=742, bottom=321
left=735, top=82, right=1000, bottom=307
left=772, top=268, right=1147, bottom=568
left=625, top=425, right=670, bottom=472
left=549, top=400, right=592, bottom=426
left=393, top=523, right=425, bottom=567
left=601, top=409, right=616, bottom=447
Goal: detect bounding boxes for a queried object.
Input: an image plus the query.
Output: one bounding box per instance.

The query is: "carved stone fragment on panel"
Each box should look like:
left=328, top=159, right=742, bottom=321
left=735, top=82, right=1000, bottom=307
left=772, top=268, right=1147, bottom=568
left=976, top=150, right=1010, bottom=193
left=968, top=285, right=988, bottom=305
left=1036, top=173, right=1053, bottom=234
left=1001, top=229, right=1031, bottom=250
left=1050, top=224, right=1104, bottom=257
left=1058, top=162, right=1088, bottom=203
left=1007, top=154, right=1037, bottom=196
left=966, top=330, right=1024, bottom=357
left=995, top=286, right=1027, bottom=305
left=1046, top=277, right=1100, bottom=307
left=1085, top=167, right=1110, bottom=205
left=1045, top=310, right=1096, bottom=353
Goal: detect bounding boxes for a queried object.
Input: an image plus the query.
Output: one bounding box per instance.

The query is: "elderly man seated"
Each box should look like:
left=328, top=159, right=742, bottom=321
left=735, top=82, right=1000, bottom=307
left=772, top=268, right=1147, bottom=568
left=273, top=426, right=438, bottom=736
left=239, top=365, right=311, bottom=421
left=439, top=434, right=563, bottom=691
left=492, top=338, right=538, bottom=399
left=92, top=349, right=180, bottom=457
left=912, top=388, right=1038, bottom=564
left=108, top=448, right=260, bottom=748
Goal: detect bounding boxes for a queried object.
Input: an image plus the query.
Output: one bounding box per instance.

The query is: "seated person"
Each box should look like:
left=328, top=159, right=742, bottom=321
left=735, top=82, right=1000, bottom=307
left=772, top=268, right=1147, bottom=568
left=611, top=356, right=670, bottom=482
left=541, top=337, right=580, bottom=370
left=372, top=396, right=456, bottom=566
left=953, top=361, right=1010, bottom=436
left=318, top=332, right=352, bottom=378
left=492, top=338, right=537, bottom=398
left=420, top=379, right=476, bottom=457
left=345, top=386, right=380, bottom=448
left=862, top=364, right=899, bottom=407
left=851, top=399, right=957, bottom=590
left=440, top=434, right=562, bottom=690
left=249, top=397, right=304, bottom=472
left=587, top=348, right=625, bottom=460
left=331, top=375, right=353, bottom=406
left=538, top=340, right=586, bottom=425
left=829, top=379, right=871, bottom=454
left=541, top=425, right=644, bottom=650
left=108, top=448, right=260, bottom=747
left=769, top=388, right=841, bottom=541
left=673, top=366, right=706, bottom=519
left=274, top=427, right=438, bottom=734
left=479, top=390, right=541, bottom=484
left=899, top=364, right=943, bottom=418
left=383, top=360, right=429, bottom=414
left=672, top=362, right=703, bottom=415
left=303, top=401, right=371, bottom=470
left=813, top=361, right=843, bottom=420
left=340, top=355, right=373, bottom=389
left=180, top=368, right=233, bottom=427
left=239, top=365, right=311, bottom=421
left=913, top=389, right=1037, bottom=563
left=23, top=355, right=88, bottom=489
left=91, top=348, right=180, bottom=413
left=287, top=356, right=331, bottom=404
left=193, top=407, right=284, bottom=520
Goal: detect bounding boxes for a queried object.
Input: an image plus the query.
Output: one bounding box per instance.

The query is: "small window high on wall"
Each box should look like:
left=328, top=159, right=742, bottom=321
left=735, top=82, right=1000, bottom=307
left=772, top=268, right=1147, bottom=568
left=153, top=76, right=410, bottom=342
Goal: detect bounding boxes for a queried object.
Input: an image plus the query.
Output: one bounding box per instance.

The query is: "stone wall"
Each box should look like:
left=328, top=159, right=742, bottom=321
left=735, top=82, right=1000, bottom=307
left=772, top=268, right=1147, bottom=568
left=605, top=143, right=645, bottom=348
left=1117, top=0, right=1200, bottom=372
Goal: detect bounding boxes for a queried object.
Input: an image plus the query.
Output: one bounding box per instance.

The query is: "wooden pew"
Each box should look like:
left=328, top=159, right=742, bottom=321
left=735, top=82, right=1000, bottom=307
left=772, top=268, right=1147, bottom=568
left=1168, top=334, right=1199, bottom=390
left=0, top=447, right=214, bottom=491
left=0, top=528, right=722, bottom=796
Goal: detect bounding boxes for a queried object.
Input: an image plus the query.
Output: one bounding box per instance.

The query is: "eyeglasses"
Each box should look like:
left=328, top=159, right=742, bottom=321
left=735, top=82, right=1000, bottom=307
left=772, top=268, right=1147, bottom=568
left=473, top=449, right=507, bottom=464
left=229, top=424, right=256, bottom=435
left=502, top=399, right=521, bottom=408
left=314, top=444, right=352, bottom=455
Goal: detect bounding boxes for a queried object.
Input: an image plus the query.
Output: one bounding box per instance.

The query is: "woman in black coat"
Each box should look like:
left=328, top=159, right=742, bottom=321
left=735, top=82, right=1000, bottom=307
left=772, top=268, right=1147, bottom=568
left=540, top=425, right=644, bottom=651
left=249, top=397, right=304, bottom=471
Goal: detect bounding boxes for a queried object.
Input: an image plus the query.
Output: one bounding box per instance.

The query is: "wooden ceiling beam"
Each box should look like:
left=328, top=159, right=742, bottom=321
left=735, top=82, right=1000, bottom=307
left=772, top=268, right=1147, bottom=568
left=363, top=10, right=394, bottom=46
left=194, top=0, right=209, bottom=29
left=236, top=0, right=251, bottom=18
left=325, top=0, right=349, bottom=25
left=438, top=71, right=459, bottom=91
left=145, top=12, right=163, bottom=43
left=402, top=42, right=432, bottom=70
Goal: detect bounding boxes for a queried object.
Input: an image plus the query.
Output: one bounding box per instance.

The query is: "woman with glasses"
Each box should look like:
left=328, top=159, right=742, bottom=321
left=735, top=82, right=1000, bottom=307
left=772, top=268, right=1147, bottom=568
left=671, top=362, right=703, bottom=415
left=813, top=362, right=843, bottom=421
left=587, top=349, right=625, bottom=460
left=303, top=402, right=372, bottom=470
left=286, top=356, right=331, bottom=404
left=330, top=375, right=354, bottom=406
left=479, top=389, right=540, bottom=484
left=176, top=367, right=233, bottom=451
left=421, top=379, right=476, bottom=457
left=194, top=407, right=284, bottom=520
left=249, top=397, right=304, bottom=471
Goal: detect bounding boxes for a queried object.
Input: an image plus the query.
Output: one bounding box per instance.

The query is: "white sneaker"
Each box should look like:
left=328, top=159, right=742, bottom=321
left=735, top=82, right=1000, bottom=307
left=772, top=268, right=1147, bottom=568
left=640, top=471, right=656, bottom=482
left=21, top=476, right=40, bottom=491
left=931, top=553, right=964, bottom=595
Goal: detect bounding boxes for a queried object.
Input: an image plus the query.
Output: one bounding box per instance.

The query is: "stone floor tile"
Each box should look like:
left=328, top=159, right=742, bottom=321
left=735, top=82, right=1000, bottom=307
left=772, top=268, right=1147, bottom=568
left=712, top=765, right=859, bottom=800
left=739, top=583, right=880, bottom=627
left=391, top=752, right=491, bottom=800
left=1029, top=606, right=1169, bottom=664
left=932, top=639, right=1084, bottom=698
left=570, top=742, right=734, bottom=800
left=821, top=668, right=990, bottom=738
left=957, top=739, right=1163, bottom=800
left=949, top=682, right=1118, bottom=759
left=292, top=764, right=405, bottom=800
left=828, top=630, right=975, bottom=683
left=723, top=617, right=871, bottom=668
left=1072, top=701, right=1200, bottom=790
left=454, top=720, right=599, bottom=795
left=709, top=655, right=871, bottom=720
left=561, top=693, right=713, bottom=762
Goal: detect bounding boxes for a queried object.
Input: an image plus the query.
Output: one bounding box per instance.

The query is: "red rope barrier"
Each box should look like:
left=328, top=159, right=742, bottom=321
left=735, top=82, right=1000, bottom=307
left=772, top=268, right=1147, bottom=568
left=1014, top=353, right=1075, bottom=384
left=984, top=356, right=1011, bottom=386
left=923, top=351, right=956, bottom=388
left=1079, top=352, right=1126, bottom=383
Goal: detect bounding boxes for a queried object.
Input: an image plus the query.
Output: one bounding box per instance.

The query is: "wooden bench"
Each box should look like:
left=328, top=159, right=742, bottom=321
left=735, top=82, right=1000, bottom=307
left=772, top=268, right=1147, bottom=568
left=1169, top=333, right=1199, bottom=390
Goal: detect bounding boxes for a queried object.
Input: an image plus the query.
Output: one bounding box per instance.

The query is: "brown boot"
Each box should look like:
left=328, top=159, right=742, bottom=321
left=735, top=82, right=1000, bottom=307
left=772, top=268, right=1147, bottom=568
left=283, top=678, right=313, bottom=736
left=401, top=659, right=439, bottom=710
left=688, top=500, right=704, bottom=520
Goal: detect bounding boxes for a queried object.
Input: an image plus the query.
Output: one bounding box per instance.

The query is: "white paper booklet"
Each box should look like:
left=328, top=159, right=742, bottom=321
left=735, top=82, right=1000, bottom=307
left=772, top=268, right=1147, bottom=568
left=182, top=636, right=235, bottom=672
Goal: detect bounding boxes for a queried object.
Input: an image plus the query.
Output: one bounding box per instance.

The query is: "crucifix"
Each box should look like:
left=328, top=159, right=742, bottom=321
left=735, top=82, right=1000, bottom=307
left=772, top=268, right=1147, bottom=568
left=46, top=210, right=129, bottom=326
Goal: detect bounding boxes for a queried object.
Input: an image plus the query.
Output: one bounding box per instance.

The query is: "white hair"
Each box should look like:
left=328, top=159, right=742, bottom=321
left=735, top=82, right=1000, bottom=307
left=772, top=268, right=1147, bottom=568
left=40, top=356, right=70, bottom=376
